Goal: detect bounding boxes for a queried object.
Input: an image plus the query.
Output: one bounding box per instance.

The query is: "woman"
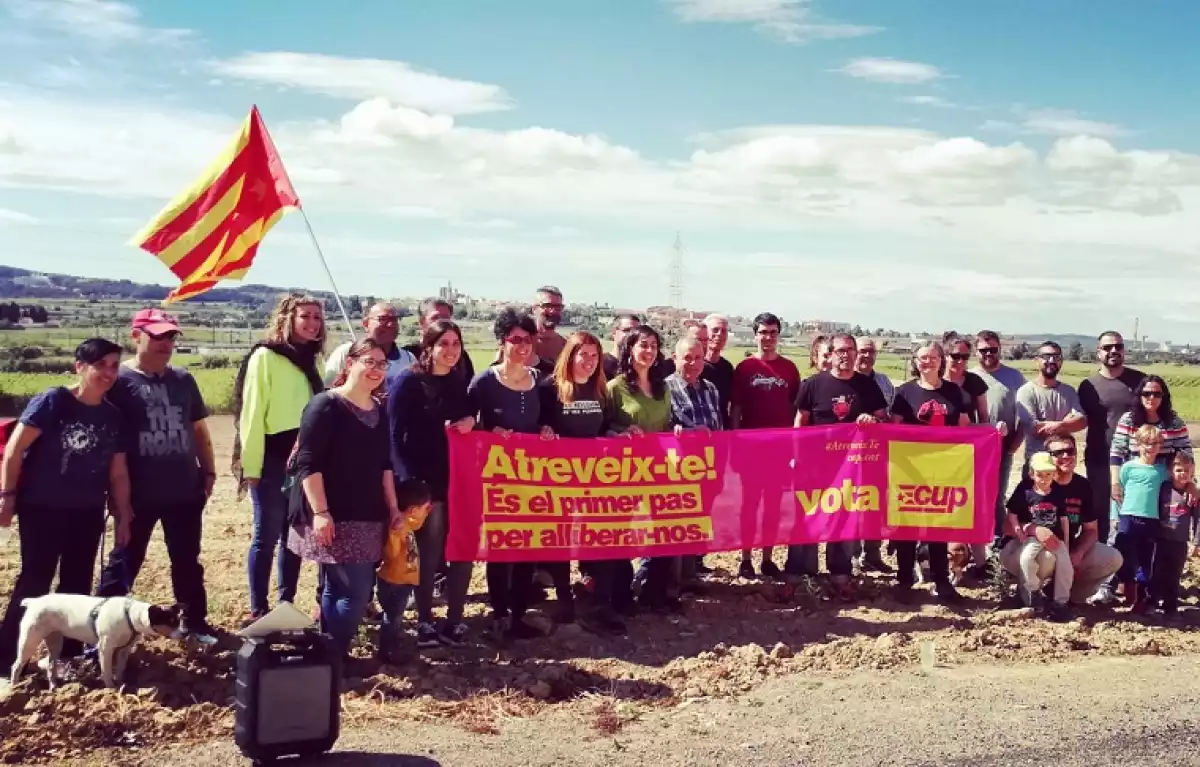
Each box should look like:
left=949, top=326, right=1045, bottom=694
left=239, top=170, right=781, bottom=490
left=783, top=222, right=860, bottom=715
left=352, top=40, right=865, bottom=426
left=540, top=330, right=626, bottom=635
left=607, top=325, right=675, bottom=610
left=0, top=339, right=132, bottom=671
left=289, top=339, right=400, bottom=659
left=1109, top=375, right=1192, bottom=502
left=810, top=335, right=831, bottom=373
left=387, top=319, right=475, bottom=648
left=233, top=294, right=325, bottom=624
left=470, top=308, right=547, bottom=642
left=889, top=342, right=970, bottom=604
left=943, top=334, right=989, bottom=424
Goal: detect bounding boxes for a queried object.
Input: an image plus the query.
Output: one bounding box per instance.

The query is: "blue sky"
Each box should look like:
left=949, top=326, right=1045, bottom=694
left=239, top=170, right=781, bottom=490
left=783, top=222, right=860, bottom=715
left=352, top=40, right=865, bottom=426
left=1, top=0, right=1198, bottom=340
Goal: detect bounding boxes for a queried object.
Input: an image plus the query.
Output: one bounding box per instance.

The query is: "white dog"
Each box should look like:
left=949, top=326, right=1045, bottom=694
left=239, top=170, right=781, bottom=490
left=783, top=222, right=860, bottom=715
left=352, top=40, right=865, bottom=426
left=10, top=594, right=182, bottom=689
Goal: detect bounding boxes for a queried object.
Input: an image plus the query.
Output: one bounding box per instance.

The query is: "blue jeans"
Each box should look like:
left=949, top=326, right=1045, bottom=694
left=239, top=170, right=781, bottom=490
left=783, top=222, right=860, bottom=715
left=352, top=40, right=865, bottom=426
left=247, top=452, right=301, bottom=615
left=1114, top=515, right=1159, bottom=585
left=320, top=561, right=377, bottom=656
left=376, top=580, right=415, bottom=653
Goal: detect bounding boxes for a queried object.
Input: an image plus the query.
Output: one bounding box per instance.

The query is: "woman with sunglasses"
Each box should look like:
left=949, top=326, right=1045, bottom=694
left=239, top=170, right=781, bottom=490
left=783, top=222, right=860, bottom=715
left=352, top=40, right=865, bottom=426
left=1108, top=375, right=1192, bottom=505
left=469, top=308, right=548, bottom=643
left=943, top=333, right=989, bottom=425
left=889, top=342, right=969, bottom=603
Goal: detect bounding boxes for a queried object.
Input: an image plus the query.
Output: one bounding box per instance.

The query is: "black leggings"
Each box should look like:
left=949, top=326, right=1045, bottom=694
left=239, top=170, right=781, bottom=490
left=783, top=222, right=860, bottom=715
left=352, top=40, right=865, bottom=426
left=894, top=541, right=948, bottom=587
left=486, top=562, right=573, bottom=619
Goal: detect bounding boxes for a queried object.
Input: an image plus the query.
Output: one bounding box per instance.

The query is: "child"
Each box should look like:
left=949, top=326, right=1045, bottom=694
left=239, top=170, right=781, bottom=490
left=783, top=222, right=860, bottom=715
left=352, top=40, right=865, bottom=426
left=377, top=479, right=432, bottom=663
left=1114, top=424, right=1168, bottom=614
left=1005, top=452, right=1073, bottom=620
left=1152, top=452, right=1200, bottom=619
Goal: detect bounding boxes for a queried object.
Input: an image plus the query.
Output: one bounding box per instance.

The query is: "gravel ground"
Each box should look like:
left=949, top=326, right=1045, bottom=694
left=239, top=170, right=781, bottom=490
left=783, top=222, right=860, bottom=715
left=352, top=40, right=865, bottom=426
left=139, top=655, right=1200, bottom=767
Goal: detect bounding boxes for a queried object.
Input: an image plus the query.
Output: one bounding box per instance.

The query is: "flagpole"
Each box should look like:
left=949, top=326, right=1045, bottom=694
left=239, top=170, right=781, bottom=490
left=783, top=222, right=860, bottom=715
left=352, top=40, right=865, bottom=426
left=298, top=207, right=356, bottom=341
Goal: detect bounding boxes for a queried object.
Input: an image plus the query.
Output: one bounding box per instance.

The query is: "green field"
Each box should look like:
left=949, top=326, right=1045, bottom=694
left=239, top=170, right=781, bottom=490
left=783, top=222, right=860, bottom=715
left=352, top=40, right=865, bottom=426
left=5, top=344, right=1200, bottom=420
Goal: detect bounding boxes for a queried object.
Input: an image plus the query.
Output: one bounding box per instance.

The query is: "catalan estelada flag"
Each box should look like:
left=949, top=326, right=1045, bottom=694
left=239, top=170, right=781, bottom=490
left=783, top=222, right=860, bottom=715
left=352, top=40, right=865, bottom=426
left=130, top=105, right=299, bottom=303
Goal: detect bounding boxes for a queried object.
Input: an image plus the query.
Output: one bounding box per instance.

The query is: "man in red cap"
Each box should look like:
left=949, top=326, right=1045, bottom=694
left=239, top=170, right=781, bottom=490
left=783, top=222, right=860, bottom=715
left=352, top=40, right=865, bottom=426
left=98, top=308, right=217, bottom=644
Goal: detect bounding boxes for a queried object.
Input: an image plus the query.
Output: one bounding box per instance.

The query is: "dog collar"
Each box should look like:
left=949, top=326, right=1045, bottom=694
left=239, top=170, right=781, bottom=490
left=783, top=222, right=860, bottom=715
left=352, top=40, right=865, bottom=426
left=87, top=597, right=140, bottom=651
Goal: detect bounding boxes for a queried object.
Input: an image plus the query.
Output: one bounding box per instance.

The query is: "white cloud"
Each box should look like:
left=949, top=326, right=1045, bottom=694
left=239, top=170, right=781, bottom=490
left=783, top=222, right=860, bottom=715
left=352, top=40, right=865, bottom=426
left=210, top=52, right=514, bottom=116
left=837, top=57, right=944, bottom=84
left=2, top=0, right=191, bottom=44
left=1019, top=108, right=1129, bottom=139
left=899, top=95, right=955, bottom=109
left=665, top=0, right=880, bottom=43
left=0, top=207, right=38, bottom=224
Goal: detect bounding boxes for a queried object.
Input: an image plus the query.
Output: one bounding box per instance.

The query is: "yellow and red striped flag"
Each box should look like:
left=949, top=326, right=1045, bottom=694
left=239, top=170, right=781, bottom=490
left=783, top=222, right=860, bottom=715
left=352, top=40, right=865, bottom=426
left=130, top=105, right=299, bottom=303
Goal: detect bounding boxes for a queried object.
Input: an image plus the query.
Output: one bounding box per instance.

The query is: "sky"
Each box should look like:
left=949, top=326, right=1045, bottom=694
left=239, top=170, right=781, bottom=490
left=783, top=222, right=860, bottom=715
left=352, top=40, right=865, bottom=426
left=1, top=0, right=1198, bottom=341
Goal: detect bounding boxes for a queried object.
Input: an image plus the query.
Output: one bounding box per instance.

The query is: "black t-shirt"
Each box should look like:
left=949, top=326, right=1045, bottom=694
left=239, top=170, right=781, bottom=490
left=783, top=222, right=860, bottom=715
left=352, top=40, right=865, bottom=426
left=795, top=371, right=887, bottom=425
left=295, top=392, right=391, bottom=524
left=890, top=380, right=965, bottom=427
left=702, top=357, right=734, bottom=425
left=951, top=372, right=988, bottom=423
left=1005, top=478, right=1069, bottom=539
left=538, top=379, right=613, bottom=438
left=402, top=342, right=475, bottom=381
left=1056, top=474, right=1096, bottom=544
left=1077, top=367, right=1144, bottom=464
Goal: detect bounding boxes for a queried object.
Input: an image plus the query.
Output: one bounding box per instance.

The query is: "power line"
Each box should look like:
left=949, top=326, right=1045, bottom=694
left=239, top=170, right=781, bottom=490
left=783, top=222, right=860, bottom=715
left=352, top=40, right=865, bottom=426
left=669, top=232, right=684, bottom=308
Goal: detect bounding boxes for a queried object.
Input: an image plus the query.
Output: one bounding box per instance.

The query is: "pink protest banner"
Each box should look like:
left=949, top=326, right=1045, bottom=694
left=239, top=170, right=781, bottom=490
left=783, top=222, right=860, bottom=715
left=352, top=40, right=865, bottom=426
left=446, top=424, right=1001, bottom=562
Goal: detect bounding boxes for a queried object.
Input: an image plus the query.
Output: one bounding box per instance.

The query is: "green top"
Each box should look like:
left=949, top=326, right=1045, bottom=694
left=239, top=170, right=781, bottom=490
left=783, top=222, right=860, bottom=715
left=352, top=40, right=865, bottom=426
left=607, top=375, right=671, bottom=433
left=238, top=347, right=318, bottom=479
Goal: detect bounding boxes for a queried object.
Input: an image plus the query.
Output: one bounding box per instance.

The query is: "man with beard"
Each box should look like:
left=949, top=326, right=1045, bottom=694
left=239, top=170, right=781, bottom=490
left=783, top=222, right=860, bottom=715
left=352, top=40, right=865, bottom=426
left=854, top=336, right=894, bottom=408
left=603, top=313, right=641, bottom=380
left=1015, top=341, right=1085, bottom=466
left=792, top=333, right=888, bottom=598
left=1076, top=331, right=1143, bottom=550
left=532, top=286, right=567, bottom=375
left=404, top=298, right=473, bottom=379
left=323, top=302, right=415, bottom=388
left=972, top=330, right=1027, bottom=548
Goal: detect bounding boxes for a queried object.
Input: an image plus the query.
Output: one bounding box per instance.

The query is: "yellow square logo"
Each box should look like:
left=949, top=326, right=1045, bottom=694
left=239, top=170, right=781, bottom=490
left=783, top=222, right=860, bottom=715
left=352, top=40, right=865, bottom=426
left=887, top=441, right=975, bottom=529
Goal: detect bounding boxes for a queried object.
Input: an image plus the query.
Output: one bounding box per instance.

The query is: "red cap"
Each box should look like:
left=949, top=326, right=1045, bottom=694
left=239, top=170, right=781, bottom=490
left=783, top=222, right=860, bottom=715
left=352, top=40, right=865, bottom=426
left=132, top=308, right=181, bottom=335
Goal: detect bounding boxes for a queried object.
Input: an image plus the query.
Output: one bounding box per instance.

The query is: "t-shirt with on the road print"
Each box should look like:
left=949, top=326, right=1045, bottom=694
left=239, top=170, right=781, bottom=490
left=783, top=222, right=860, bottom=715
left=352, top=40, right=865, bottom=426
left=794, top=371, right=887, bottom=426
left=17, top=386, right=123, bottom=510
left=731, top=355, right=801, bottom=429
left=890, top=380, right=965, bottom=428
left=107, top=365, right=209, bottom=507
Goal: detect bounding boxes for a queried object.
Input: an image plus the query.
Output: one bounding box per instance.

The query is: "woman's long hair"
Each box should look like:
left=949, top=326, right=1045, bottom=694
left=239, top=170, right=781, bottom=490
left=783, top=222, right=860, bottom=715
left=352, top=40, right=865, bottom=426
left=331, top=338, right=385, bottom=391
left=553, top=331, right=608, bottom=404
left=414, top=319, right=463, bottom=374
left=263, top=293, right=327, bottom=350
left=809, top=334, right=827, bottom=371
left=1131, top=374, right=1176, bottom=427
left=617, top=325, right=666, bottom=399
left=907, top=342, right=947, bottom=379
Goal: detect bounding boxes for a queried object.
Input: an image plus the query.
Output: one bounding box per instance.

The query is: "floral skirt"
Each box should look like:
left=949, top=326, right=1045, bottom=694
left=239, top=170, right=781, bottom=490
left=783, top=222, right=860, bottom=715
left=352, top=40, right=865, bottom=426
left=288, top=519, right=385, bottom=565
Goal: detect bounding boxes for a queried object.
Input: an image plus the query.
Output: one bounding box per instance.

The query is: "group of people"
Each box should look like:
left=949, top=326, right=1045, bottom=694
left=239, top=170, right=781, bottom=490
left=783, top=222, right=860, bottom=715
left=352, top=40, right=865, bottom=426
left=1, top=287, right=1197, bottom=675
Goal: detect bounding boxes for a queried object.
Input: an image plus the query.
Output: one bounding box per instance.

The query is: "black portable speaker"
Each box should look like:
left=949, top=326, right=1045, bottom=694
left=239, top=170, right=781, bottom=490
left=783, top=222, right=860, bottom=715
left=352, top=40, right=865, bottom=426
left=234, top=630, right=341, bottom=762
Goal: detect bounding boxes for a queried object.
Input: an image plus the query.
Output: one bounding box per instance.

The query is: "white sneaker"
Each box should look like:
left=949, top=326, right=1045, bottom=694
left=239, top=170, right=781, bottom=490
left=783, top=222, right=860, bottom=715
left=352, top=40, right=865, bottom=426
left=1087, top=585, right=1116, bottom=606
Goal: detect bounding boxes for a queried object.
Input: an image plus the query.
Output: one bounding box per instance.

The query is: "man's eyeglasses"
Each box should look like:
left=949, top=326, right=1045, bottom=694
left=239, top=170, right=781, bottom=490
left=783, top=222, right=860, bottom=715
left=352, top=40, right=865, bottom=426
left=832, top=347, right=855, bottom=356
left=949, top=353, right=970, bottom=362
left=370, top=315, right=399, bottom=325
left=1050, top=447, right=1076, bottom=458
left=1100, top=343, right=1125, bottom=352
left=148, top=331, right=181, bottom=341
left=977, top=346, right=999, bottom=356
left=1039, top=353, right=1062, bottom=361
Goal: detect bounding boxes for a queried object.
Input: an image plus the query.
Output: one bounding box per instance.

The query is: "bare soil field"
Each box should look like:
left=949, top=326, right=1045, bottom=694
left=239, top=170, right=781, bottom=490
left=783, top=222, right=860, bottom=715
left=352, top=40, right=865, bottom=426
left=2, top=416, right=1199, bottom=764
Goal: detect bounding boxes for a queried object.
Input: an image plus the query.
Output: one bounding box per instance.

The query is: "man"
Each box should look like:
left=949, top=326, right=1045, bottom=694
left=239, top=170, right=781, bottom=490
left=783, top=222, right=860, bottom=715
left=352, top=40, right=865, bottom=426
left=793, top=333, right=888, bottom=596
left=603, top=313, right=641, bottom=380
left=972, top=330, right=1027, bottom=549
left=660, top=336, right=725, bottom=600
left=731, top=312, right=801, bottom=579
left=404, top=298, right=474, bottom=379
left=532, top=285, right=566, bottom=375
left=98, top=309, right=216, bottom=643
left=854, top=336, right=894, bottom=408
left=1015, top=341, right=1086, bottom=464
left=323, top=302, right=415, bottom=387
left=999, top=435, right=1123, bottom=614
left=1076, top=331, right=1143, bottom=550
left=703, top=314, right=734, bottom=423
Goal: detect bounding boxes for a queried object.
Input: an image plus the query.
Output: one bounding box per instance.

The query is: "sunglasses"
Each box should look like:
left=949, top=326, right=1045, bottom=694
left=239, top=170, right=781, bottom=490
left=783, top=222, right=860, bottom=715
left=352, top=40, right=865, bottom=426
left=1100, top=343, right=1125, bottom=352
left=538, top=303, right=564, bottom=311
left=949, top=353, right=970, bottom=362
left=505, top=336, right=533, bottom=346
left=977, top=347, right=999, bottom=356
left=1049, top=447, right=1076, bottom=457
left=147, top=331, right=181, bottom=341
left=1141, top=390, right=1164, bottom=399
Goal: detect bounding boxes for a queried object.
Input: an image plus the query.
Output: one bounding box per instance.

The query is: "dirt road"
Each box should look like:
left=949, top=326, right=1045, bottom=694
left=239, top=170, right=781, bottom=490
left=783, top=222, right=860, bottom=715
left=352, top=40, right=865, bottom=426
left=151, top=655, right=1200, bottom=767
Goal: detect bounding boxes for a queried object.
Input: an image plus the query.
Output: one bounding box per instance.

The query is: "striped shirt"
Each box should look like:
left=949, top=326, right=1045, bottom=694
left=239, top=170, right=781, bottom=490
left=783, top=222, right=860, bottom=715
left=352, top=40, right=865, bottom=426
left=666, top=374, right=724, bottom=431
left=1109, top=411, right=1192, bottom=466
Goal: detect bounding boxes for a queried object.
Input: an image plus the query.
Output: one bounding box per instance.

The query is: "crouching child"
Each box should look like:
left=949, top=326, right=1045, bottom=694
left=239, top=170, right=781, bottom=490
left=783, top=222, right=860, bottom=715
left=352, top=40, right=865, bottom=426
left=377, top=479, right=431, bottom=664
left=1006, top=452, right=1073, bottom=621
